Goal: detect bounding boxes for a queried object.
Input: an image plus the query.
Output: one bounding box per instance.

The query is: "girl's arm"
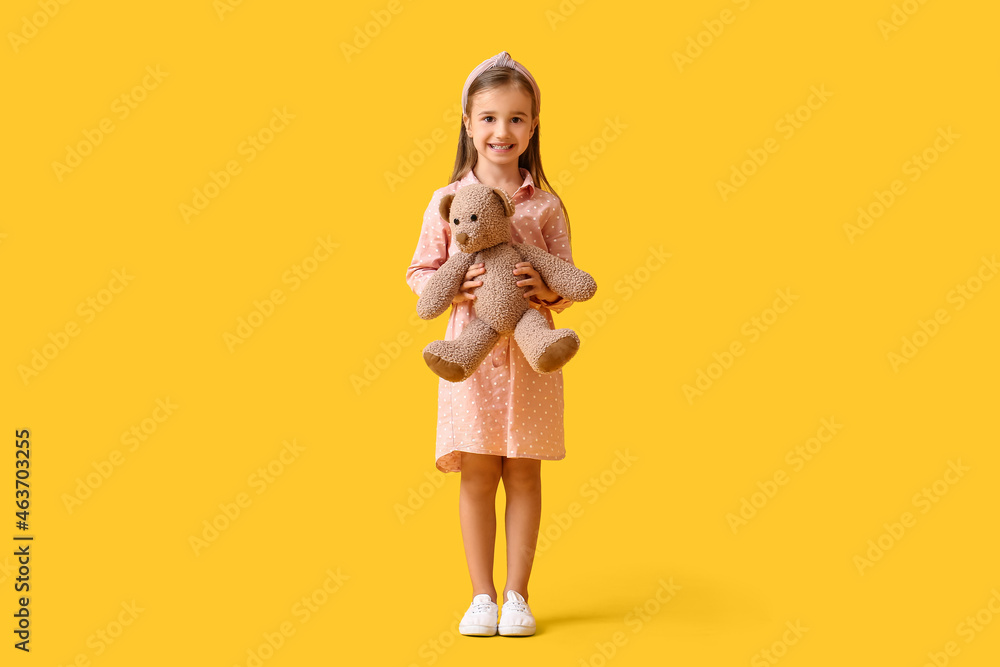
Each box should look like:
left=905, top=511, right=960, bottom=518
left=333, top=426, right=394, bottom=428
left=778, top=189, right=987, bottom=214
left=530, top=294, right=573, bottom=311
left=534, top=199, right=579, bottom=314
left=515, top=243, right=596, bottom=304
left=405, top=191, right=451, bottom=298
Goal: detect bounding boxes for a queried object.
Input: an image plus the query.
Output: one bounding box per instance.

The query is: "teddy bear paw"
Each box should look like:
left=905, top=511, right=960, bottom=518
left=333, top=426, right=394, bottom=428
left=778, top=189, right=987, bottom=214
left=536, top=333, right=580, bottom=373
left=423, top=349, right=469, bottom=383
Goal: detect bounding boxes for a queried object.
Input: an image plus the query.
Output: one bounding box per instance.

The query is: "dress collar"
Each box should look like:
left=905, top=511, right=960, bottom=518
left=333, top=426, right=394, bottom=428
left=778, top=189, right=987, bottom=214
left=459, top=166, right=535, bottom=201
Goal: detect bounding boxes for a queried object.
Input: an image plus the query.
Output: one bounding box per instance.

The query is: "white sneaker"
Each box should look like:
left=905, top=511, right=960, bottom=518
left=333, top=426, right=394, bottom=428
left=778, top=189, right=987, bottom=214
left=459, top=594, right=498, bottom=636
left=498, top=590, right=536, bottom=636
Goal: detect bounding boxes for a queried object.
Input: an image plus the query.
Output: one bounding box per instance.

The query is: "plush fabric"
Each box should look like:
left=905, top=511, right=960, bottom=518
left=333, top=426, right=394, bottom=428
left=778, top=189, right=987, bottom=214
left=416, top=183, right=597, bottom=383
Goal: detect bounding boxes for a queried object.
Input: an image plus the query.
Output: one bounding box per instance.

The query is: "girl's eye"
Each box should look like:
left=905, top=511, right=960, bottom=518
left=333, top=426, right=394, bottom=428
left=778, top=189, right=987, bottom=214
left=470, top=214, right=477, bottom=222
left=483, top=116, right=494, bottom=122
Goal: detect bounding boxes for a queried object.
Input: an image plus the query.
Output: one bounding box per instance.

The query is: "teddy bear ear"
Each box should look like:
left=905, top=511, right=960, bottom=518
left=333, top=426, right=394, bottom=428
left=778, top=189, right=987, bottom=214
left=491, top=188, right=515, bottom=217
left=438, top=194, right=455, bottom=222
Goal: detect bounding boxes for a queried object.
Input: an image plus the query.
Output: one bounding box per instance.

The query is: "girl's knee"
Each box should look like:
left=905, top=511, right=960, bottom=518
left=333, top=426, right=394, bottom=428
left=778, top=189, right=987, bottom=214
left=460, top=452, right=503, bottom=490
left=501, top=458, right=541, bottom=490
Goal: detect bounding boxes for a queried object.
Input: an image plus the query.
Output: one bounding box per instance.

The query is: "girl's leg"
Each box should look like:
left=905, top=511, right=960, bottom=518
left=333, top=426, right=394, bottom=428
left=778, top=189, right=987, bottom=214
left=459, top=452, right=503, bottom=602
left=500, top=457, right=542, bottom=602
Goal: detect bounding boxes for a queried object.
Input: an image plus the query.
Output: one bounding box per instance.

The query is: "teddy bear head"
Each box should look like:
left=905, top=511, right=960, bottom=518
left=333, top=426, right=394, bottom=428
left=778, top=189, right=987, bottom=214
left=438, top=183, right=515, bottom=254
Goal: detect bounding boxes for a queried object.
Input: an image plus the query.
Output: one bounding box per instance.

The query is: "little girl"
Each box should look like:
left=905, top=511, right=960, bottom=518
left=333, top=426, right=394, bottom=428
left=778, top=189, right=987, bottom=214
left=405, top=51, right=580, bottom=637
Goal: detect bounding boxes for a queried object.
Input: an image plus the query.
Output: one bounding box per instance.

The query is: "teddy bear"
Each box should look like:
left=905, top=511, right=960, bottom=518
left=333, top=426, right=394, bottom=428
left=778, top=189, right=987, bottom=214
left=416, top=183, right=597, bottom=383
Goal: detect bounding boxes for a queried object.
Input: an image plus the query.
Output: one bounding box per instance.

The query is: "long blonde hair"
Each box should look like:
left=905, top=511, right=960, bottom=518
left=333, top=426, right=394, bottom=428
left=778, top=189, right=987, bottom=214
left=448, top=66, right=572, bottom=243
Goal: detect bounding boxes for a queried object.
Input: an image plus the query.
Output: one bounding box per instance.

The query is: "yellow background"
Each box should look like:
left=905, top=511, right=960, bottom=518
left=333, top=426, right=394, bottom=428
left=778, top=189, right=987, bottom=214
left=3, top=0, right=998, bottom=665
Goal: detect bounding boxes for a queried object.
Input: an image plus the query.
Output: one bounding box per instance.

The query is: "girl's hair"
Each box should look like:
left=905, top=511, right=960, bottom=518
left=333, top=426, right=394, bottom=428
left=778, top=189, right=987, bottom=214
left=448, top=67, right=572, bottom=243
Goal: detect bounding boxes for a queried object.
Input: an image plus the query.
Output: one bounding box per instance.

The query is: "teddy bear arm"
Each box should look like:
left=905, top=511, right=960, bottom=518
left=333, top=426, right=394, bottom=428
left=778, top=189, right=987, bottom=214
left=514, top=243, right=597, bottom=303
left=416, top=252, right=475, bottom=320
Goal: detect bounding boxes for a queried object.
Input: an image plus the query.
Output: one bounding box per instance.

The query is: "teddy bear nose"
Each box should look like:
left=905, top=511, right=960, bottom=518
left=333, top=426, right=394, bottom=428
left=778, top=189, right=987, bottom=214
left=456, top=232, right=468, bottom=244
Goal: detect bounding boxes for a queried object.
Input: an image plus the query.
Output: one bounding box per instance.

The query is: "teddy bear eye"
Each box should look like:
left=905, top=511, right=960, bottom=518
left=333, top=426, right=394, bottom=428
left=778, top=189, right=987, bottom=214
left=453, top=218, right=459, bottom=224
left=470, top=214, right=477, bottom=222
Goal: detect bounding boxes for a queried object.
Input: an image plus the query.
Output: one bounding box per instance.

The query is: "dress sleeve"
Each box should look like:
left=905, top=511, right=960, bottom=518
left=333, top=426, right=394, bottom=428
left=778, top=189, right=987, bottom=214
left=537, top=198, right=575, bottom=314
left=405, top=191, right=451, bottom=298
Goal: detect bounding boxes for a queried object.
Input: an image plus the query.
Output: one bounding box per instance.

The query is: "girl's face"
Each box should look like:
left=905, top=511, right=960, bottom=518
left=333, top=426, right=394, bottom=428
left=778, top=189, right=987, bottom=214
left=463, top=84, right=538, bottom=170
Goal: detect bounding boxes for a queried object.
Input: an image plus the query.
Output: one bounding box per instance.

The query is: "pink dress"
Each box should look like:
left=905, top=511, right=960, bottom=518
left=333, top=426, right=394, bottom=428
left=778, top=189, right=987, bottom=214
left=405, top=167, right=577, bottom=473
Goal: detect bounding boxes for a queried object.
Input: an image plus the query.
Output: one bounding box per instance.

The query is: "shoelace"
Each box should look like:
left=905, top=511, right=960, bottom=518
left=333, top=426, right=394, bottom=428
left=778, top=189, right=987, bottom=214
left=469, top=600, right=497, bottom=614
left=503, top=598, right=530, bottom=614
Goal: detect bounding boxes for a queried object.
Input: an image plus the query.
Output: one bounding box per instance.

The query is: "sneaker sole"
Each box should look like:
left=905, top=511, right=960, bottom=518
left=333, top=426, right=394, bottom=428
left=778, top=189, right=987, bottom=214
left=498, top=624, right=536, bottom=636
left=459, top=624, right=497, bottom=636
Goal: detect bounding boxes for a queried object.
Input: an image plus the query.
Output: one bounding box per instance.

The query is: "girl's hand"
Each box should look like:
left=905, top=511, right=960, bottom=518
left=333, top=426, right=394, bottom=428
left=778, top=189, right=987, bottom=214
left=452, top=263, right=485, bottom=304
left=514, top=262, right=559, bottom=303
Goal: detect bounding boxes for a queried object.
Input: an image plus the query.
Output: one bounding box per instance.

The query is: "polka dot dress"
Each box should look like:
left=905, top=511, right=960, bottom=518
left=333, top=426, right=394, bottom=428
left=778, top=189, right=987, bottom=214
left=405, top=167, right=576, bottom=473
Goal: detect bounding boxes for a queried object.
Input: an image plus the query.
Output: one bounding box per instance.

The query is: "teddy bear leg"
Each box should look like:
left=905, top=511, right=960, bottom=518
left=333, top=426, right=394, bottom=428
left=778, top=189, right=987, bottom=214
left=514, top=308, right=581, bottom=374
left=423, top=318, right=501, bottom=382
